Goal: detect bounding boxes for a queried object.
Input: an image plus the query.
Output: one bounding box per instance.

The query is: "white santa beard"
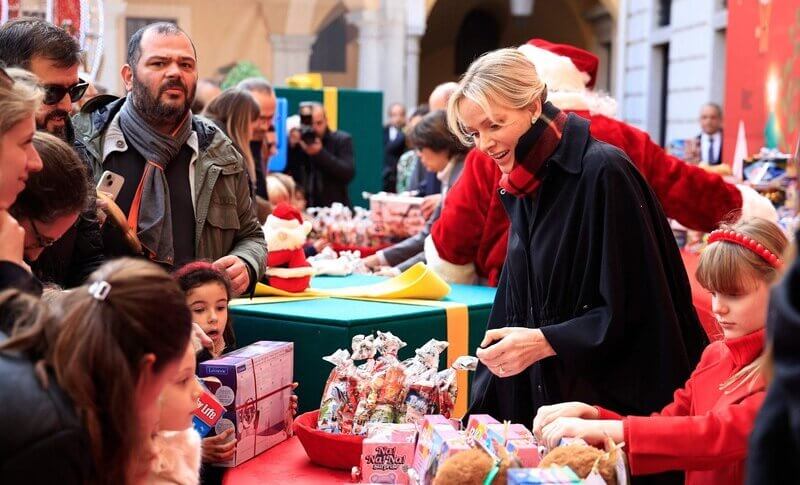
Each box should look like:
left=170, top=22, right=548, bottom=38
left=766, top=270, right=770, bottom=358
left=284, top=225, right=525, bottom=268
left=266, top=230, right=307, bottom=252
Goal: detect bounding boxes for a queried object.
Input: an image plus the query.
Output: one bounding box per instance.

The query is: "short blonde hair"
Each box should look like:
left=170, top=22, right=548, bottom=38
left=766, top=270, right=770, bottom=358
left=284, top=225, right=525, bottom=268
left=447, top=48, right=546, bottom=146
left=0, top=67, right=42, bottom=139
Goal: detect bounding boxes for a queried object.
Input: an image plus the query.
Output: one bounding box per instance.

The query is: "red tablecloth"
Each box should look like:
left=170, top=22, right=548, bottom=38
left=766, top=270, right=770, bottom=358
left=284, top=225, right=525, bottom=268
left=680, top=250, right=722, bottom=341
left=223, top=436, right=352, bottom=484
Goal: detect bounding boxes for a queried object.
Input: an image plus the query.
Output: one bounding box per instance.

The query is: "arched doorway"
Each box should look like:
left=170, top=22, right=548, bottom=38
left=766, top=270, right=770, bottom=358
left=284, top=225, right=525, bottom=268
left=418, top=0, right=613, bottom=105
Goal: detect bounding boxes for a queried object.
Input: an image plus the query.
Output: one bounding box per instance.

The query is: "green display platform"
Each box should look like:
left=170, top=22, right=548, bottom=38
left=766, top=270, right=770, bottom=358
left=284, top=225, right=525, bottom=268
left=230, top=275, right=496, bottom=413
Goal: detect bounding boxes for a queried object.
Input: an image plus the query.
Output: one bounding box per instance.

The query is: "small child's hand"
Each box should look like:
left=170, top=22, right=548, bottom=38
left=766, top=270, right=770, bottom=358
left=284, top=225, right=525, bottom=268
left=290, top=382, right=299, bottom=417
left=540, top=417, right=624, bottom=450
left=533, top=402, right=598, bottom=439
left=202, top=428, right=236, bottom=463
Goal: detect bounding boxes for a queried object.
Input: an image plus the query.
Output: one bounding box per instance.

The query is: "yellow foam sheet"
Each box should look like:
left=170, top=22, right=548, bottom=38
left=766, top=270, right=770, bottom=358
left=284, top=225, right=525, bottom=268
left=229, top=296, right=325, bottom=307
left=254, top=262, right=452, bottom=300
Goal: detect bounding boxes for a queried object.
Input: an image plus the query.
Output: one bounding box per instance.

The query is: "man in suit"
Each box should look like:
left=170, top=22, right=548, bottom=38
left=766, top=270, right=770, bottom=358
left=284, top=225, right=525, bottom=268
left=382, top=102, right=407, bottom=191
left=698, top=102, right=723, bottom=165
left=286, top=102, right=355, bottom=207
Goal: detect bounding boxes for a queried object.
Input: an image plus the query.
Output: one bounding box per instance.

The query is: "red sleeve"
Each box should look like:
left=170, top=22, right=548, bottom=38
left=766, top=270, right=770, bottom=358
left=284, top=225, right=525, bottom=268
left=589, top=115, right=742, bottom=233
left=430, top=149, right=493, bottom=265
left=595, top=406, right=624, bottom=420
left=623, top=391, right=764, bottom=475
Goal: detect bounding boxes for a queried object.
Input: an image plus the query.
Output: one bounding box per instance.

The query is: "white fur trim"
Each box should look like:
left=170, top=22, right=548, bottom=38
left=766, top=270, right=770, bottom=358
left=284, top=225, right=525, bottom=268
left=266, top=213, right=302, bottom=230
left=518, top=44, right=589, bottom=92
left=736, top=184, right=778, bottom=223
left=424, top=235, right=478, bottom=285
left=547, top=91, right=618, bottom=118
left=266, top=266, right=316, bottom=278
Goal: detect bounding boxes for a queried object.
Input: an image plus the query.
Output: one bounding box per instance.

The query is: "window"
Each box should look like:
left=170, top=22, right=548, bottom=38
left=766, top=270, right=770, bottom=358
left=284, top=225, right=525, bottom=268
left=310, top=14, right=347, bottom=73
left=656, top=0, right=672, bottom=27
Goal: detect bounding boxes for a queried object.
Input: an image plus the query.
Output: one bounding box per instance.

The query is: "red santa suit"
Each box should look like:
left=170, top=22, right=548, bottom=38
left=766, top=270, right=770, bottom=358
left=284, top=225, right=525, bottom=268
left=426, top=39, right=776, bottom=286
left=595, top=329, right=766, bottom=485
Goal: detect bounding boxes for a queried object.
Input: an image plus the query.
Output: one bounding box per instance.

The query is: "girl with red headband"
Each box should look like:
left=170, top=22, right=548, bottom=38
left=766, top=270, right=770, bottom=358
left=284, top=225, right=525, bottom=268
left=533, top=217, right=787, bottom=485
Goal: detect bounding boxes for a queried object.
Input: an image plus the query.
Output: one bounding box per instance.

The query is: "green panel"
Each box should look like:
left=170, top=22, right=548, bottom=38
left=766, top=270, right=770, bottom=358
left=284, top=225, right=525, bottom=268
left=272, top=88, right=383, bottom=208
left=274, top=88, right=323, bottom=115
left=337, top=89, right=383, bottom=207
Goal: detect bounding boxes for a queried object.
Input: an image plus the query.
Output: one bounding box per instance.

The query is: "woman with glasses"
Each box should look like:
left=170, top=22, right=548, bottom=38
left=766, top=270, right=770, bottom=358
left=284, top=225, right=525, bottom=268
left=10, top=131, right=88, bottom=271
left=0, top=65, right=44, bottom=294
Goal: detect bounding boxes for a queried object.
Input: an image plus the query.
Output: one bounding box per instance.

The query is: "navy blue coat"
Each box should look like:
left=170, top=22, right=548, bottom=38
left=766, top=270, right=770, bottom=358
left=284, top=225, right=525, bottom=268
left=468, top=114, right=708, bottom=479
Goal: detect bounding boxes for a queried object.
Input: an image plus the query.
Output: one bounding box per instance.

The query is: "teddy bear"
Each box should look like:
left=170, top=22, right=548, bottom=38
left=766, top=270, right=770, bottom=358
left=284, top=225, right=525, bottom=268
left=263, top=202, right=315, bottom=293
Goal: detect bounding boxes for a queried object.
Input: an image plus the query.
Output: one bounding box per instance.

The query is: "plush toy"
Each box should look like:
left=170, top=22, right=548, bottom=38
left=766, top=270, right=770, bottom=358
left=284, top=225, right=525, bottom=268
left=263, top=203, right=315, bottom=293
left=539, top=439, right=619, bottom=485
left=432, top=446, right=518, bottom=485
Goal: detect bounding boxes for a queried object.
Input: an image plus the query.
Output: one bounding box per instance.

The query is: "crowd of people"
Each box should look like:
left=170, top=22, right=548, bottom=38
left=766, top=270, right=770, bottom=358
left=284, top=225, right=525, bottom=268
left=0, top=14, right=798, bottom=485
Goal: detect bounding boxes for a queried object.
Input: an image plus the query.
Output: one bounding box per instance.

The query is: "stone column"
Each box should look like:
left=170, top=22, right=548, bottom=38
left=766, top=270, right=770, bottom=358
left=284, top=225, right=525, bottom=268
left=404, top=0, right=427, bottom=108
left=346, top=9, right=383, bottom=92
left=270, top=33, right=316, bottom=85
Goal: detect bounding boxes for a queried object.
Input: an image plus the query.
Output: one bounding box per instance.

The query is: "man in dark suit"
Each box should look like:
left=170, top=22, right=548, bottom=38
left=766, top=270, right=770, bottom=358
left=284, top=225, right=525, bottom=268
left=382, top=102, right=406, bottom=191
left=697, top=102, right=723, bottom=165
left=286, top=103, right=355, bottom=207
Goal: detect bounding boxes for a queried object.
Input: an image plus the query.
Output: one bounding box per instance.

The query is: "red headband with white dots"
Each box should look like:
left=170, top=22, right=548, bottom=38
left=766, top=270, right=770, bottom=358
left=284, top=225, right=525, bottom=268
left=707, top=229, right=783, bottom=270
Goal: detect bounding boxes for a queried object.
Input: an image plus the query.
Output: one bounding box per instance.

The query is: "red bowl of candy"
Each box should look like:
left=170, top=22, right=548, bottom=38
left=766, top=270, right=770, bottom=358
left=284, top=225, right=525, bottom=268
left=293, top=409, right=364, bottom=470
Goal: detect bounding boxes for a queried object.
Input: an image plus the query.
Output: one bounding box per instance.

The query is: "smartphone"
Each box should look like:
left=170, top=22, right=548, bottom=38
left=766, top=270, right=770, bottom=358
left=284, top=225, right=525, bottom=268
left=96, top=170, right=125, bottom=201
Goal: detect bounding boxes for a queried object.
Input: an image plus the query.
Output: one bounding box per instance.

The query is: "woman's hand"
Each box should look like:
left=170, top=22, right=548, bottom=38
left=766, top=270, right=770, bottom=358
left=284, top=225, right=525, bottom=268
left=362, top=254, right=382, bottom=269
left=0, top=210, right=25, bottom=267
left=202, top=428, right=236, bottom=463
left=533, top=402, right=599, bottom=438
left=540, top=417, right=624, bottom=450
left=475, top=327, right=555, bottom=377
left=290, top=382, right=299, bottom=416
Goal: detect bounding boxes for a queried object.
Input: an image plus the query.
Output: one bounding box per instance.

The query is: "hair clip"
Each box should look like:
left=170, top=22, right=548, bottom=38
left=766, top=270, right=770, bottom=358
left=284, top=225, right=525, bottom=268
left=707, top=229, right=782, bottom=269
left=88, top=280, right=111, bottom=301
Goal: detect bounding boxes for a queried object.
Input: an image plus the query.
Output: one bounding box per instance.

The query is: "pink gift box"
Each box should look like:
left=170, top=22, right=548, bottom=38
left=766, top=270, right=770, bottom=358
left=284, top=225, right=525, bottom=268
left=412, top=415, right=469, bottom=485
left=359, top=424, right=419, bottom=484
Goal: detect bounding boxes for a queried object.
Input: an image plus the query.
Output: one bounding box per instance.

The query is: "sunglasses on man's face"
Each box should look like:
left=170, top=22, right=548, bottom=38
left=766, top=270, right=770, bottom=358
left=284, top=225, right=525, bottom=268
left=42, top=79, right=89, bottom=105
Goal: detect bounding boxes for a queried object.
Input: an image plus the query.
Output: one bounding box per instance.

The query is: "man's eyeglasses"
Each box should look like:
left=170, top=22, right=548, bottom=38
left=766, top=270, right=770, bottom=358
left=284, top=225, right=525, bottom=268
left=43, top=79, right=89, bottom=105
left=30, top=220, right=57, bottom=249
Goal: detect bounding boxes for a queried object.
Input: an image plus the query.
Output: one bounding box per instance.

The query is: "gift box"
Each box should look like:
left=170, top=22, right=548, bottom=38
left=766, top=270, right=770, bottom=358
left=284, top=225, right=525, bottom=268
left=198, top=341, right=294, bottom=467
left=506, top=467, right=582, bottom=484
left=369, top=193, right=427, bottom=239
left=466, top=415, right=540, bottom=467
left=359, top=423, right=418, bottom=484
left=192, top=378, right=225, bottom=437
left=412, top=415, right=469, bottom=485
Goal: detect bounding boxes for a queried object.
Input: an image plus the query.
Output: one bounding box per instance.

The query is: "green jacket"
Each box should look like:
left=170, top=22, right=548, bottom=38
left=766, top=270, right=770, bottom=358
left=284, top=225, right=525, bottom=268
left=73, top=97, right=267, bottom=280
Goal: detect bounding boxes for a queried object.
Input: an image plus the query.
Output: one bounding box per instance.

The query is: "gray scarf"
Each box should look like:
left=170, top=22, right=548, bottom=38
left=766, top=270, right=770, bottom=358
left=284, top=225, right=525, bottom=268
left=118, top=95, right=192, bottom=265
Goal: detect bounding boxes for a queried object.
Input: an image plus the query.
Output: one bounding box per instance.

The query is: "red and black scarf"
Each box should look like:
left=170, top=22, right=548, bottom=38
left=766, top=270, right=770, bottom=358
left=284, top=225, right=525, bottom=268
left=499, top=102, right=567, bottom=197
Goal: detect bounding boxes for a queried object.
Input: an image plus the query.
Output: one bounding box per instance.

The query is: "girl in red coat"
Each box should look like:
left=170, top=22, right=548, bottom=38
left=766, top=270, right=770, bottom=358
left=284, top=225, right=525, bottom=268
left=533, top=217, right=788, bottom=485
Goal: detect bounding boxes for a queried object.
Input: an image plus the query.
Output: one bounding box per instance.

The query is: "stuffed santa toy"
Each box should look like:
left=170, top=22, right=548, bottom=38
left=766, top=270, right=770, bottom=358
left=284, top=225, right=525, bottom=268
left=264, top=203, right=315, bottom=293
left=426, top=38, right=776, bottom=286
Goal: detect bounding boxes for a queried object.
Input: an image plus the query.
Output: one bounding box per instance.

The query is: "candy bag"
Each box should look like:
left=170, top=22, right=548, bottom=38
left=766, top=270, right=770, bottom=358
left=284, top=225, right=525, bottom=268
left=435, top=356, right=479, bottom=418
left=317, top=349, right=354, bottom=433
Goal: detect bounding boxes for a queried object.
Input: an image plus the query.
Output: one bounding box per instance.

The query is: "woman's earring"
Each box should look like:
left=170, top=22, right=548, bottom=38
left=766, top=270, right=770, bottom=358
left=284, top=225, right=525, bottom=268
left=531, top=116, right=536, bottom=125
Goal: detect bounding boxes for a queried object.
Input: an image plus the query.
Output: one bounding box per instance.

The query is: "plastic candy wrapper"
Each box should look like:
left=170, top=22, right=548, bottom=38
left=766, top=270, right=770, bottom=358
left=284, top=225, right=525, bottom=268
left=307, top=246, right=367, bottom=276
left=318, top=333, right=476, bottom=436
left=317, top=349, right=357, bottom=433
left=308, top=203, right=384, bottom=247
left=403, top=339, right=448, bottom=381
left=434, top=356, right=479, bottom=418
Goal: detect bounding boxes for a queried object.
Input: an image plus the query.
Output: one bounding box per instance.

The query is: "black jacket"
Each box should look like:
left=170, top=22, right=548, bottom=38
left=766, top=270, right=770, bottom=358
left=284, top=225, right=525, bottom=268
left=468, top=115, right=707, bottom=483
left=746, top=232, right=800, bottom=483
left=382, top=125, right=406, bottom=192
left=0, top=334, right=92, bottom=483
left=286, top=129, right=355, bottom=207
left=31, top=116, right=105, bottom=289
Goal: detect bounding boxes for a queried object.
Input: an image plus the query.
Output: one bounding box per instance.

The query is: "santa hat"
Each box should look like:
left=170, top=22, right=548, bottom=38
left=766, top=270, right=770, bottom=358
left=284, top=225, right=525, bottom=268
left=518, top=38, right=616, bottom=117
left=267, top=202, right=306, bottom=229
left=520, top=39, right=599, bottom=90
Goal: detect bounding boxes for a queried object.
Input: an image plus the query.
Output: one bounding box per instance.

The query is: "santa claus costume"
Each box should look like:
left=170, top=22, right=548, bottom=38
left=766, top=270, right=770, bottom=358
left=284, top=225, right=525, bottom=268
left=426, top=38, right=776, bottom=287
left=264, top=203, right=315, bottom=293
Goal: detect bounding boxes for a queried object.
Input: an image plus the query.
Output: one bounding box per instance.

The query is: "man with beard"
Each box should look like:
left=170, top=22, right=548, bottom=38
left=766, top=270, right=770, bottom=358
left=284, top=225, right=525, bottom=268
left=73, top=23, right=266, bottom=295
left=0, top=17, right=105, bottom=288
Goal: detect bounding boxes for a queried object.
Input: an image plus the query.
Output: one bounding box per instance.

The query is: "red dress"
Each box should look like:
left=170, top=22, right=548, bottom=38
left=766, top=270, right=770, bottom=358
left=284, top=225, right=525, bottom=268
left=595, top=329, right=766, bottom=485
